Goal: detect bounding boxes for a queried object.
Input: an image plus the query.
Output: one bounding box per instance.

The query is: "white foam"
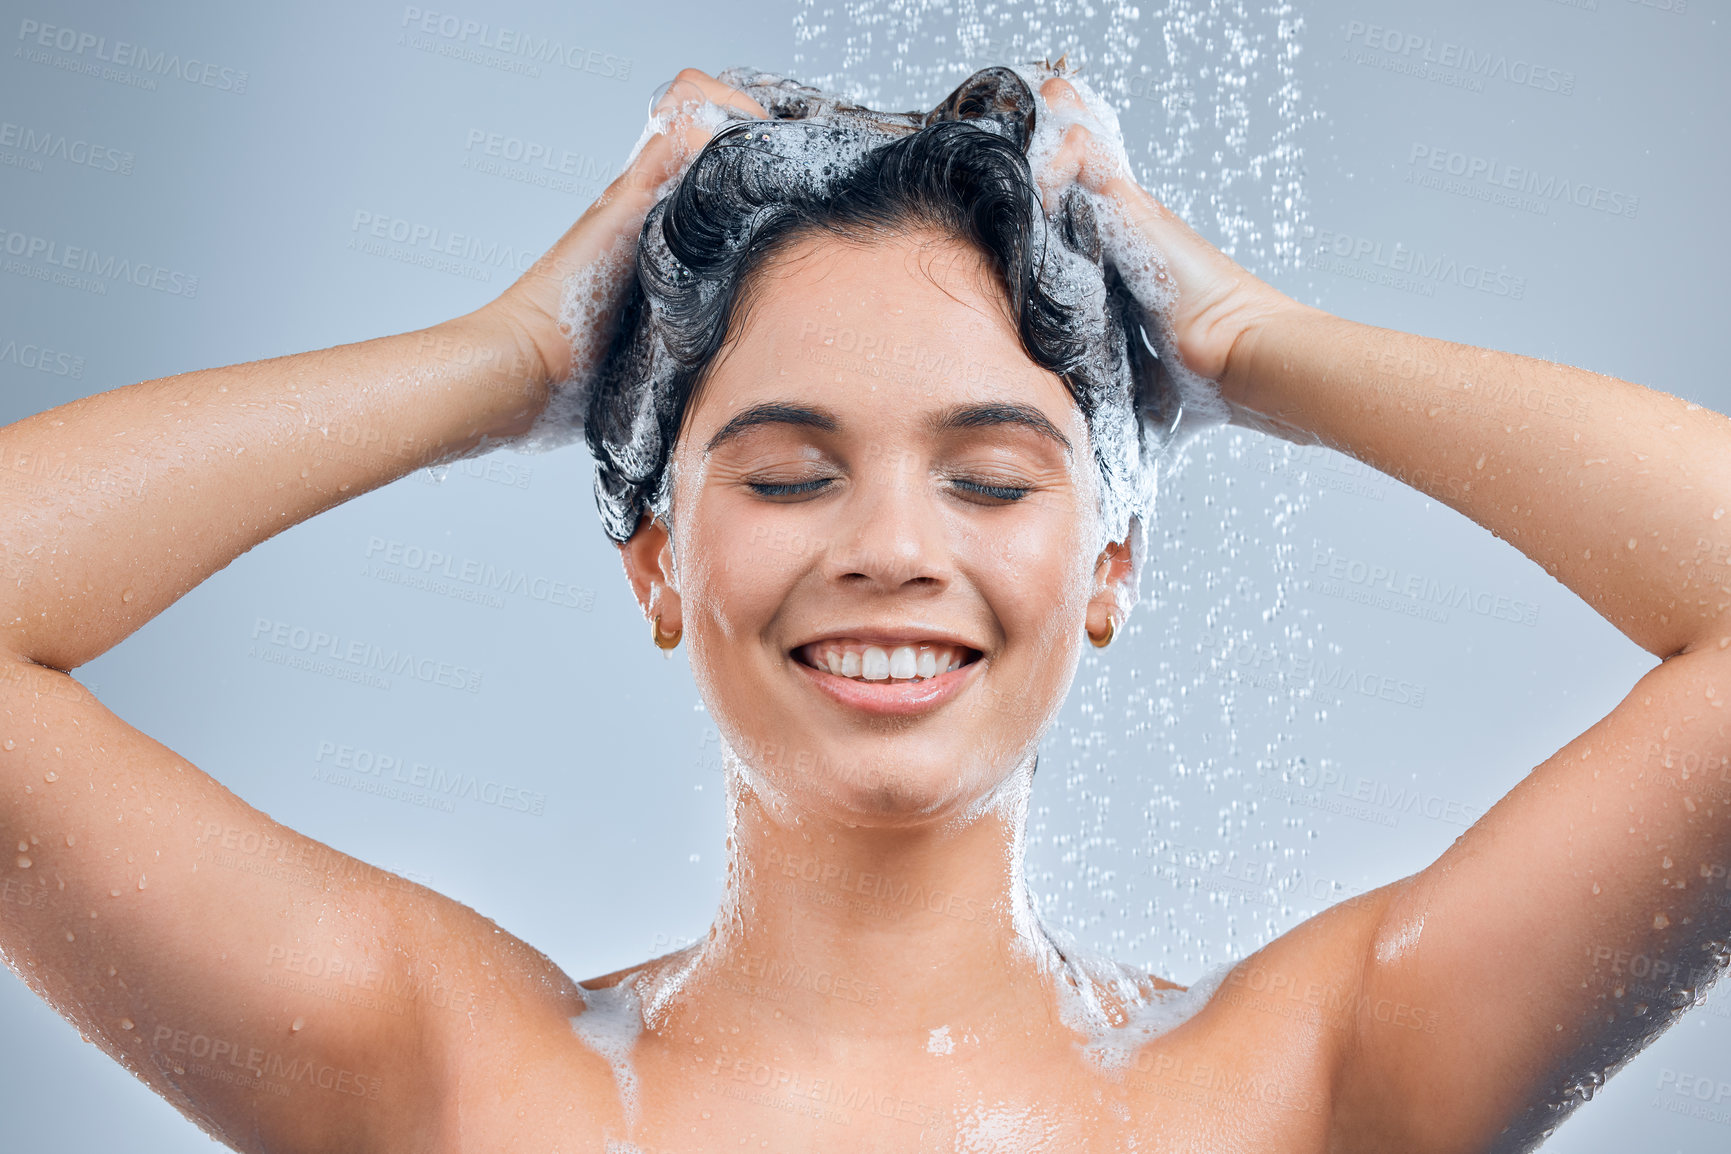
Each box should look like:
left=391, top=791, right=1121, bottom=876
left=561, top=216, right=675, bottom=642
left=1013, top=63, right=1135, bottom=197
left=570, top=979, right=646, bottom=1129
left=1078, top=958, right=1238, bottom=1072
left=1091, top=193, right=1233, bottom=434
left=1008, top=877, right=1237, bottom=1073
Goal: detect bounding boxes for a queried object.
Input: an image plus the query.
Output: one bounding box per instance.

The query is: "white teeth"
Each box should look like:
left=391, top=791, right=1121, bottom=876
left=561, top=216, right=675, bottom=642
left=803, top=640, right=971, bottom=682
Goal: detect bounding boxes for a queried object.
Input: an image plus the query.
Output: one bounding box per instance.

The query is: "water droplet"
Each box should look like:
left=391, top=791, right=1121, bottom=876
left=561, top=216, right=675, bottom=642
left=137, top=875, right=147, bottom=890
left=15, top=855, right=30, bottom=869
left=65, top=833, right=75, bottom=847
left=1591, top=882, right=1601, bottom=895
left=1626, top=538, right=1638, bottom=551
left=1654, top=913, right=1671, bottom=929
left=15, top=840, right=24, bottom=852
left=64, top=930, right=74, bottom=942
left=120, top=588, right=135, bottom=604
left=291, top=1016, right=305, bottom=1032
left=119, top=1017, right=134, bottom=1030
left=1662, top=855, right=1673, bottom=869
left=43, top=771, right=56, bottom=783
left=2, top=739, right=13, bottom=751
left=109, top=888, right=121, bottom=898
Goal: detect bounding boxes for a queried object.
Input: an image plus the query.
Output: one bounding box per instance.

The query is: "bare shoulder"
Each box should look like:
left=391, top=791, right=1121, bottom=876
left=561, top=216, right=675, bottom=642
left=1131, top=881, right=1401, bottom=1029
left=0, top=658, right=625, bottom=1154
left=382, top=887, right=630, bottom=1151
left=1196, top=880, right=1404, bottom=1032
left=1115, top=881, right=1409, bottom=1148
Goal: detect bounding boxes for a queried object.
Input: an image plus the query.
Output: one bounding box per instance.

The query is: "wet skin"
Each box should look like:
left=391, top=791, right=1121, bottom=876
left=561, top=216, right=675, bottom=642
left=1, top=67, right=1730, bottom=1154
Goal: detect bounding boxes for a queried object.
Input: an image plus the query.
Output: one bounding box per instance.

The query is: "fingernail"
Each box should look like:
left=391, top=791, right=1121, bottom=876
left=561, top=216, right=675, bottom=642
left=647, top=79, right=673, bottom=117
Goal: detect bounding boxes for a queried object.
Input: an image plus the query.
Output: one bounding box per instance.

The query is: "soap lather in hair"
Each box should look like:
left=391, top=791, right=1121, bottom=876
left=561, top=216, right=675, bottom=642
left=567, top=64, right=1218, bottom=607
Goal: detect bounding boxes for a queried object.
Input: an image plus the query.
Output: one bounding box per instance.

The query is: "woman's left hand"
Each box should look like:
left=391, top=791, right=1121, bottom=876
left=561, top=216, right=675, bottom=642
left=1030, top=76, right=1306, bottom=388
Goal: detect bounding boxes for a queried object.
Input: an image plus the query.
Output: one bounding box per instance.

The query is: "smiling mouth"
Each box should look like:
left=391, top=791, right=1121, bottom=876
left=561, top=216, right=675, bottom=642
left=793, top=639, right=982, bottom=683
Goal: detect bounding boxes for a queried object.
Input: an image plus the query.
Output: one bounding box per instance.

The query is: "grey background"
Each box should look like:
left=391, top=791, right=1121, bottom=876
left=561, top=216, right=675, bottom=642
left=0, top=0, right=1724, bottom=1149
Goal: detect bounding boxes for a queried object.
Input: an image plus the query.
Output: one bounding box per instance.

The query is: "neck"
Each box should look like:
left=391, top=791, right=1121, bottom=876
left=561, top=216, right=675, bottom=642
left=637, top=743, right=1080, bottom=1048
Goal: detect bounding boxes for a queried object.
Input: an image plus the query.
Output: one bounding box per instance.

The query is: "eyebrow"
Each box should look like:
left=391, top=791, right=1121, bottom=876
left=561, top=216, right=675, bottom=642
left=930, top=402, right=1072, bottom=456
left=702, top=399, right=1072, bottom=457
left=704, top=402, right=839, bottom=454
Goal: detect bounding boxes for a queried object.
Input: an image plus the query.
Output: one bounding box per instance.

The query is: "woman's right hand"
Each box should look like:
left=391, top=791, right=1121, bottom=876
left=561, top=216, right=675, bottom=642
left=482, top=69, right=770, bottom=394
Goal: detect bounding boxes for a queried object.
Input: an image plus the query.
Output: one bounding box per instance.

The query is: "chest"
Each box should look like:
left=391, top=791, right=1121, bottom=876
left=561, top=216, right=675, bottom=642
left=439, top=1014, right=1341, bottom=1154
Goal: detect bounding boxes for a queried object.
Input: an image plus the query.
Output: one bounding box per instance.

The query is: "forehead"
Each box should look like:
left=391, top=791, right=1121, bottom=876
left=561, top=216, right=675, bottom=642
left=681, top=231, right=1084, bottom=441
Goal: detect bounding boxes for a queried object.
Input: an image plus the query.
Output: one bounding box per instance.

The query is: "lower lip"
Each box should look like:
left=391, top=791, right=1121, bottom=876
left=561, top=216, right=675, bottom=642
left=791, top=655, right=981, bottom=716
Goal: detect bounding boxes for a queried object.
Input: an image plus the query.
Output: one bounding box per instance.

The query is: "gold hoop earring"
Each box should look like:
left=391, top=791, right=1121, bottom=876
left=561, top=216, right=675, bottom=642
left=651, top=613, right=682, bottom=650
left=1088, top=615, right=1115, bottom=649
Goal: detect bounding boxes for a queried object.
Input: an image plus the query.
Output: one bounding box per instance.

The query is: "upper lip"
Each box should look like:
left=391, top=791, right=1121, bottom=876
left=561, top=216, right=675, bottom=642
left=789, top=627, right=985, bottom=653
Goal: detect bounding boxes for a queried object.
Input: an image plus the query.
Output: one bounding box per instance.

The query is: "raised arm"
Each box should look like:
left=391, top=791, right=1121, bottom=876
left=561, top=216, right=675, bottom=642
left=1037, top=76, right=1731, bottom=1154
left=1228, top=305, right=1731, bottom=1153
left=0, top=70, right=765, bottom=1151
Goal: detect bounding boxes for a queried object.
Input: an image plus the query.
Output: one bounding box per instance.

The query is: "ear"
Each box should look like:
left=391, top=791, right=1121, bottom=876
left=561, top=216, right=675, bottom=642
left=618, top=513, right=681, bottom=634
left=1085, top=536, right=1136, bottom=641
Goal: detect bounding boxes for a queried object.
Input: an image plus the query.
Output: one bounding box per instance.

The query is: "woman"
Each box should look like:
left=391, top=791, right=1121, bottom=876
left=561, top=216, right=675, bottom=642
left=0, top=58, right=1726, bottom=1153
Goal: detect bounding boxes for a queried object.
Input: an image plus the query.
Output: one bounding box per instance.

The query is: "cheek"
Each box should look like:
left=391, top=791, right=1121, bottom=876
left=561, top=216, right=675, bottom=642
left=976, top=506, right=1099, bottom=633
left=679, top=513, right=805, bottom=650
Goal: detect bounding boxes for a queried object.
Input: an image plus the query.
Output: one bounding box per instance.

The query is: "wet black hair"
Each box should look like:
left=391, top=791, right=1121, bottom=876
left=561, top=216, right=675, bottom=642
left=583, top=65, right=1178, bottom=545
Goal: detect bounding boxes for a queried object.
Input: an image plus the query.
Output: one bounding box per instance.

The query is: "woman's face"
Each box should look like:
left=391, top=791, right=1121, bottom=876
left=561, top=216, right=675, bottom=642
left=623, top=231, right=1131, bottom=826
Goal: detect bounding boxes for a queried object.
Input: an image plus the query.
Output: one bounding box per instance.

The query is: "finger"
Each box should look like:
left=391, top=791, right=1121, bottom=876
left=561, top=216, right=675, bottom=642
left=643, top=69, right=771, bottom=177
left=1032, top=77, right=1104, bottom=213
left=1037, top=126, right=1090, bottom=216
left=654, top=68, right=769, bottom=123
left=621, top=70, right=768, bottom=194
left=1039, top=75, right=1087, bottom=113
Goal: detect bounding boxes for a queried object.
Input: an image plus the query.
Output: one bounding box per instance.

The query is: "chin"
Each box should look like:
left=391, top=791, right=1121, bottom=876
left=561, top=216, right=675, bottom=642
left=719, top=718, right=1033, bottom=829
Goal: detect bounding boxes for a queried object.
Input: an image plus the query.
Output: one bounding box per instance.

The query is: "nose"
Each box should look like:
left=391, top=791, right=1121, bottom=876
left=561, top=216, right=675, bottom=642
left=824, top=449, right=953, bottom=593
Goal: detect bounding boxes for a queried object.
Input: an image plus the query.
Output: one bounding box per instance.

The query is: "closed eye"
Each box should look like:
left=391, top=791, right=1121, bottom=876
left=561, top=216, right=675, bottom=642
left=952, top=478, right=1030, bottom=503
left=745, top=477, right=1032, bottom=502
left=747, top=478, right=835, bottom=498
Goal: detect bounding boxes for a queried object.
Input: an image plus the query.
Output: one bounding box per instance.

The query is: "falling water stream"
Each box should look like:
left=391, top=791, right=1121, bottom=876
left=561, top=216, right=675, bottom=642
left=791, top=0, right=1332, bottom=981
